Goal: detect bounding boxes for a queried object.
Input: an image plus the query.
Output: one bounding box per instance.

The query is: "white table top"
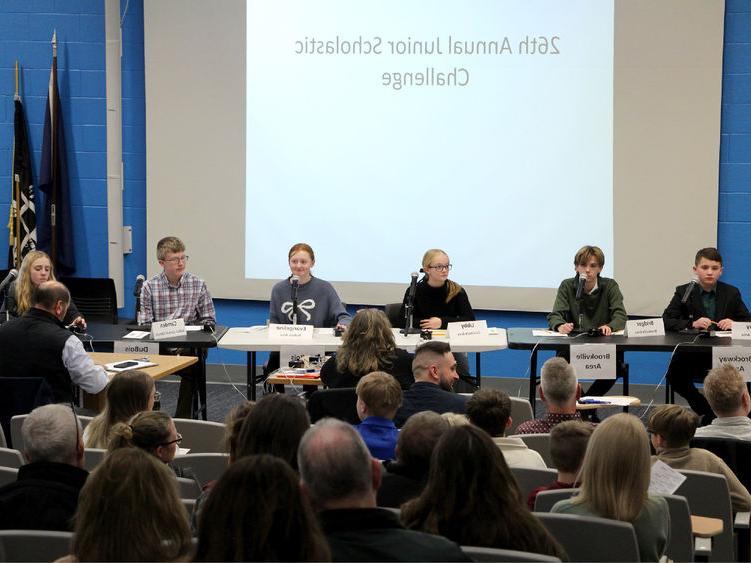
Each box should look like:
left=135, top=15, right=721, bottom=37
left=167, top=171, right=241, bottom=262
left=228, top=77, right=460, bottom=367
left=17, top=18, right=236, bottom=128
left=218, top=326, right=508, bottom=353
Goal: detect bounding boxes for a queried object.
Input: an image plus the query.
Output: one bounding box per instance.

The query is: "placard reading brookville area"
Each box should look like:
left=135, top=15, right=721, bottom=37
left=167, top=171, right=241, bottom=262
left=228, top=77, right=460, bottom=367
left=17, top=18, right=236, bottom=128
left=712, top=347, right=751, bottom=381
left=447, top=320, right=488, bottom=344
left=570, top=344, right=617, bottom=380
left=731, top=321, right=751, bottom=341
left=268, top=323, right=314, bottom=342
left=113, top=340, right=160, bottom=355
left=151, top=318, right=187, bottom=340
left=625, top=318, right=665, bottom=338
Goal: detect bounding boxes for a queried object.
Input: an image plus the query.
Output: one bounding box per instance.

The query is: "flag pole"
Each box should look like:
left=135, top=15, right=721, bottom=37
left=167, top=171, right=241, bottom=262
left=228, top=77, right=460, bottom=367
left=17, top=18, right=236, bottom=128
left=13, top=174, right=21, bottom=268
left=14, top=60, right=19, bottom=101
left=49, top=31, right=58, bottom=265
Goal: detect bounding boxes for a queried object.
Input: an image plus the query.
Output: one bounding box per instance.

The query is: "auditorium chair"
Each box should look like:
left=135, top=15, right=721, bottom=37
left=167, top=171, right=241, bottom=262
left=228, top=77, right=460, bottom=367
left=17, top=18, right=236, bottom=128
left=509, top=397, right=534, bottom=434
left=171, top=453, right=229, bottom=487
left=461, top=546, right=561, bottom=562
left=533, top=488, right=578, bottom=513
left=0, top=448, right=24, bottom=469
left=172, top=418, right=226, bottom=454
left=59, top=276, right=118, bottom=324
left=510, top=433, right=554, bottom=468
left=510, top=466, right=557, bottom=500
left=0, top=530, right=73, bottom=562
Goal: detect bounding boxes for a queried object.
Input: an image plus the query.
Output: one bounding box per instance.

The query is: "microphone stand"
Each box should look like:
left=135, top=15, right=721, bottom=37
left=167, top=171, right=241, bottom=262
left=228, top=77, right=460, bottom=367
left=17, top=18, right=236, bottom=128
left=401, top=289, right=421, bottom=335
left=291, top=283, right=299, bottom=326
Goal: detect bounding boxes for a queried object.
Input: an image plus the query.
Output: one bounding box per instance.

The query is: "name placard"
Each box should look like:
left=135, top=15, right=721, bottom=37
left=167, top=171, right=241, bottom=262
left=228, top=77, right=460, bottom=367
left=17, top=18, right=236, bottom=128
left=269, top=323, right=314, bottom=341
left=570, top=344, right=617, bottom=380
left=731, top=322, right=751, bottom=341
left=151, top=318, right=186, bottom=340
left=712, top=346, right=751, bottom=381
left=113, top=340, right=160, bottom=355
left=626, top=318, right=665, bottom=338
left=447, top=320, right=488, bottom=343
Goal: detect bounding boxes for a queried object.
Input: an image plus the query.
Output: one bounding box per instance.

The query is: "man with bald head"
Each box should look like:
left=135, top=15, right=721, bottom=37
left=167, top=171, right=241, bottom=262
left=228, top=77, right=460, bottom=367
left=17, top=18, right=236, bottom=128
left=0, top=281, right=108, bottom=402
left=298, top=418, right=469, bottom=562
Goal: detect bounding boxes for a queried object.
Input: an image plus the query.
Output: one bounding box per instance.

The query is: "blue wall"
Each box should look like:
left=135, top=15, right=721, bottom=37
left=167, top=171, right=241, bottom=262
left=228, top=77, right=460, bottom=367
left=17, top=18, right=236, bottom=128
left=1, top=0, right=749, bottom=383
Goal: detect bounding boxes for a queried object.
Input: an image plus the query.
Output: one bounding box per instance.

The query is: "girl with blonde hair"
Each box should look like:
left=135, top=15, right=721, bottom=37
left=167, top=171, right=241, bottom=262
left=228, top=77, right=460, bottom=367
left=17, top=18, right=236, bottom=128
left=551, top=413, right=669, bottom=562
left=3, top=249, right=86, bottom=327
left=83, top=370, right=155, bottom=448
left=320, top=308, right=414, bottom=389
left=108, top=410, right=181, bottom=465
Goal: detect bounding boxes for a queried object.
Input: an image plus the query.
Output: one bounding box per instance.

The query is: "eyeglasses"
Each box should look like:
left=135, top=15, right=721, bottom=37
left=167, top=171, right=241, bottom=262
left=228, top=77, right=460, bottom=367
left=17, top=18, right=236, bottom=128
left=163, top=255, right=189, bottom=264
left=428, top=264, right=452, bottom=272
left=159, top=433, right=182, bottom=447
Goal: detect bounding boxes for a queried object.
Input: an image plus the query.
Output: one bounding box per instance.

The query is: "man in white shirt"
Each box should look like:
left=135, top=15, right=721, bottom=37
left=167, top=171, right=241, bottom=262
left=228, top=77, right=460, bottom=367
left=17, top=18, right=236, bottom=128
left=695, top=364, right=751, bottom=440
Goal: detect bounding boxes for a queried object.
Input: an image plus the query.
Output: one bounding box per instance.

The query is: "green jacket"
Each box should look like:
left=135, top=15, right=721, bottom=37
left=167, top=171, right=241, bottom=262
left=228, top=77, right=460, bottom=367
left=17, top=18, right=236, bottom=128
left=547, top=276, right=627, bottom=332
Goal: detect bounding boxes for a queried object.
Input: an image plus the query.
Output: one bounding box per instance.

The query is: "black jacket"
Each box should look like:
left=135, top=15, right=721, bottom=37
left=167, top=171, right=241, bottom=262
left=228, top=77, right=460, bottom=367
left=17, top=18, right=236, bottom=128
left=320, top=348, right=415, bottom=390
left=663, top=280, right=751, bottom=331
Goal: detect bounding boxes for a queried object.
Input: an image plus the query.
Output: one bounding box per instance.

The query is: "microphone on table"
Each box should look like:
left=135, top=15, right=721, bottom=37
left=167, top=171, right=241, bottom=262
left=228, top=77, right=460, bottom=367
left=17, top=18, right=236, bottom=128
left=575, top=274, right=587, bottom=300
left=0, top=269, right=17, bottom=294
left=681, top=277, right=698, bottom=304
left=408, top=271, right=418, bottom=302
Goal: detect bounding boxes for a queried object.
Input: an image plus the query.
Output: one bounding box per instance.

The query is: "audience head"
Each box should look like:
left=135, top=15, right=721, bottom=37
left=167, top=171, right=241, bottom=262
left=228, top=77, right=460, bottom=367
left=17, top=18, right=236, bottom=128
left=72, top=447, right=192, bottom=562
left=108, top=410, right=180, bottom=463
left=336, top=309, right=397, bottom=377
left=195, top=455, right=330, bottom=562
left=356, top=371, right=403, bottom=421
left=298, top=418, right=380, bottom=510
left=576, top=413, right=651, bottom=522
left=647, top=404, right=699, bottom=450
left=396, top=411, right=450, bottom=473
left=22, top=403, right=83, bottom=467
left=15, top=250, right=56, bottom=315
left=440, top=412, right=470, bottom=426
left=401, top=425, right=563, bottom=557
left=540, top=357, right=579, bottom=410
left=235, top=393, right=310, bottom=470
left=466, top=389, right=512, bottom=437
left=412, top=341, right=457, bottom=391
left=695, top=247, right=723, bottom=266
left=550, top=420, right=594, bottom=475
left=704, top=364, right=750, bottom=418
left=223, top=401, right=255, bottom=463
left=85, top=371, right=155, bottom=448
left=574, top=245, right=605, bottom=268
left=32, top=280, right=70, bottom=320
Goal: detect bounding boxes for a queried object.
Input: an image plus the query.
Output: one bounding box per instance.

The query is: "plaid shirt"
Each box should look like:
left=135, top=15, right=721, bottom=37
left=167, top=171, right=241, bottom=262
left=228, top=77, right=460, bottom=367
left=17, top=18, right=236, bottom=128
left=138, top=271, right=215, bottom=325
left=514, top=412, right=584, bottom=435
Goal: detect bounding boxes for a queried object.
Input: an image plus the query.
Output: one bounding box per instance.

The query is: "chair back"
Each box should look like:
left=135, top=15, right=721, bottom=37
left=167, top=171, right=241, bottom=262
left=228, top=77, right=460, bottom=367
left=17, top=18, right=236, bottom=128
left=511, top=433, right=554, bottom=467
left=0, top=425, right=6, bottom=449
left=173, top=418, right=226, bottom=453
left=1, top=379, right=54, bottom=449
left=461, top=545, right=561, bottom=562
left=59, top=277, right=118, bottom=323
left=0, top=448, right=24, bottom=469
left=691, top=436, right=751, bottom=490
left=83, top=448, right=106, bottom=471
left=78, top=415, right=94, bottom=430
left=660, top=494, right=694, bottom=563
left=171, top=453, right=229, bottom=487
left=674, top=469, right=734, bottom=562
left=509, top=397, right=534, bottom=435
left=510, top=466, right=557, bottom=500
left=307, top=388, right=359, bottom=424
left=0, top=467, right=19, bottom=488
left=0, top=530, right=73, bottom=562
left=181, top=497, right=196, bottom=518
left=384, top=303, right=403, bottom=328
left=534, top=488, right=578, bottom=512
left=535, top=512, right=640, bottom=562
left=176, top=476, right=202, bottom=499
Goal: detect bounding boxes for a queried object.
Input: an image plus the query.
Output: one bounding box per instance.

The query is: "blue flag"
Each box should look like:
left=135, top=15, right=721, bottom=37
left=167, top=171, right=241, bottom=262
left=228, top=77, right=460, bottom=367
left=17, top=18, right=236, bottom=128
left=37, top=34, right=75, bottom=276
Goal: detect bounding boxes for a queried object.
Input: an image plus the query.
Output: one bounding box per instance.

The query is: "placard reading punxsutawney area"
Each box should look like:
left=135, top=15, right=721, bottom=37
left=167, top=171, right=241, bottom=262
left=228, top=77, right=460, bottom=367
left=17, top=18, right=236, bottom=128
left=268, top=323, right=314, bottom=342
left=712, top=347, right=751, bottom=381
left=570, top=344, right=616, bottom=380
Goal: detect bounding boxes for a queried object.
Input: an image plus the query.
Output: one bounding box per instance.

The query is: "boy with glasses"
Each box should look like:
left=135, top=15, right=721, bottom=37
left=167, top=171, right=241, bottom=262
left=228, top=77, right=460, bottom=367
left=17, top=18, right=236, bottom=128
left=139, top=236, right=216, bottom=417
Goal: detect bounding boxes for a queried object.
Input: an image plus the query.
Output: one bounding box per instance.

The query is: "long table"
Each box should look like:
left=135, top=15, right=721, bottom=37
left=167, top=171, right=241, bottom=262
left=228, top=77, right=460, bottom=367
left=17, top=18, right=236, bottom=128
left=218, top=326, right=508, bottom=400
left=80, top=323, right=227, bottom=419
left=507, top=327, right=751, bottom=414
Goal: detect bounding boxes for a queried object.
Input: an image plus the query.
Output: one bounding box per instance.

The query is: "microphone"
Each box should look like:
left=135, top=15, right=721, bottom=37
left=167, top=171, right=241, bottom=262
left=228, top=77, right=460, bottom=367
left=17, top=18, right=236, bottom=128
left=408, top=272, right=418, bottom=302
left=0, top=269, right=18, bottom=294
left=132, top=274, right=145, bottom=297
left=290, top=275, right=300, bottom=325
left=575, top=274, right=587, bottom=300
left=681, top=277, right=698, bottom=304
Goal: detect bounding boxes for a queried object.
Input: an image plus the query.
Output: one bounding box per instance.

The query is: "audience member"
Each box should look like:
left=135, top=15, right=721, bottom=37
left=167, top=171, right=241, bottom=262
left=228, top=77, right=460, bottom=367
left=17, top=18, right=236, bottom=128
left=649, top=404, right=751, bottom=511
left=552, top=413, right=669, bottom=562
left=401, top=425, right=564, bottom=558
left=378, top=411, right=450, bottom=508
left=696, top=364, right=751, bottom=440
left=466, top=389, right=546, bottom=468
left=0, top=404, right=85, bottom=531
left=194, top=455, right=330, bottom=561
left=394, top=341, right=467, bottom=427
left=235, top=393, right=310, bottom=470
left=355, top=371, right=402, bottom=460
left=69, top=448, right=192, bottom=561
left=84, top=370, right=155, bottom=448
left=527, top=420, right=593, bottom=509
left=298, top=418, right=470, bottom=562
left=516, top=357, right=584, bottom=434
left=0, top=281, right=108, bottom=402
left=321, top=309, right=414, bottom=389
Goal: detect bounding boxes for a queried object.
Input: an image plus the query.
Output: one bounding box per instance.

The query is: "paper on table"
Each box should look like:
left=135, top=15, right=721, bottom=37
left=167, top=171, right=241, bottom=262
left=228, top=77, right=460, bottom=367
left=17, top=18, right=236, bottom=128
left=648, top=460, right=686, bottom=495
left=532, top=330, right=567, bottom=337
left=175, top=447, right=191, bottom=456
left=186, top=325, right=203, bottom=332
left=123, top=331, right=149, bottom=339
